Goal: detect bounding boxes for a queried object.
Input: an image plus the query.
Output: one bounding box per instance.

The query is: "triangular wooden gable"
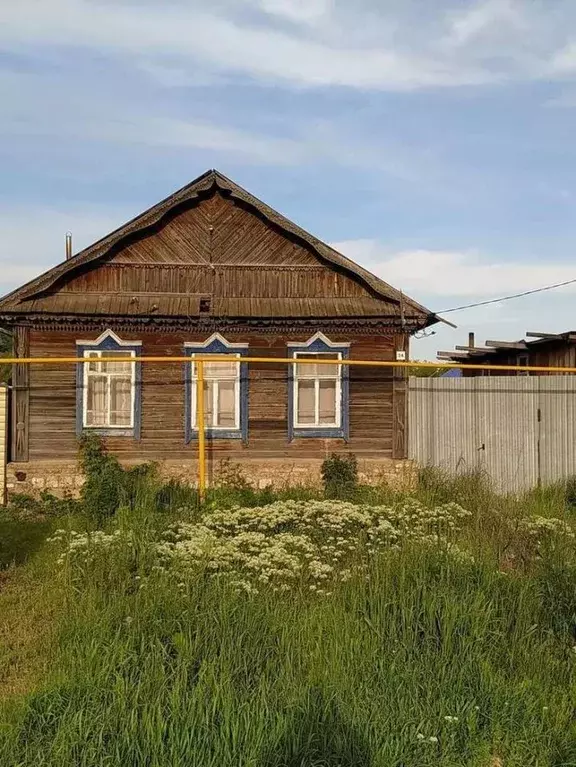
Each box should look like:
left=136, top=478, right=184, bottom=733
left=0, top=170, right=438, bottom=327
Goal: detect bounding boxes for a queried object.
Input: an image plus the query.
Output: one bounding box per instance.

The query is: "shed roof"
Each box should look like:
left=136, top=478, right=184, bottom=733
left=438, top=330, right=576, bottom=362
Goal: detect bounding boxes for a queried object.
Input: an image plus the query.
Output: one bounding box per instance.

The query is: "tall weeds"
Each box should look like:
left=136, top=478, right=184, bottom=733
left=1, top=463, right=575, bottom=766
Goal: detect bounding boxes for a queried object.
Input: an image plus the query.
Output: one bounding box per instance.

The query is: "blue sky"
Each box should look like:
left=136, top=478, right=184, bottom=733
left=2, top=0, right=576, bottom=358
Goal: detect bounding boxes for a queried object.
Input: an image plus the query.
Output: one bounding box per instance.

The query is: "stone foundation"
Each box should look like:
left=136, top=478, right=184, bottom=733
left=7, top=457, right=416, bottom=498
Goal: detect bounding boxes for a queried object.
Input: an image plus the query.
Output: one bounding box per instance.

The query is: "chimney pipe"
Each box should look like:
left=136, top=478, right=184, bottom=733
left=468, top=332, right=475, bottom=349
left=65, top=232, right=73, bottom=260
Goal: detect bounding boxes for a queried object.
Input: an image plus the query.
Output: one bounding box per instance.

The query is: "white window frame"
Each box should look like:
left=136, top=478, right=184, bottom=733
left=82, top=349, right=136, bottom=429
left=292, top=351, right=342, bottom=429
left=190, top=354, right=241, bottom=431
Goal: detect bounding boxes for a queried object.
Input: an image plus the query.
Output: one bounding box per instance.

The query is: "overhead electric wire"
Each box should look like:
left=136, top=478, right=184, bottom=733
left=437, top=276, right=576, bottom=315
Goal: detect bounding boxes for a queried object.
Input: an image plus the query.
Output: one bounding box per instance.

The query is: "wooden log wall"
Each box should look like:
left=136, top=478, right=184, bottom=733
left=25, top=329, right=402, bottom=462
left=11, top=326, right=29, bottom=462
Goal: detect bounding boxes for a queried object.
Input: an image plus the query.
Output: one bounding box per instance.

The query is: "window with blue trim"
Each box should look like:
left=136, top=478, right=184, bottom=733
left=76, top=330, right=142, bottom=438
left=287, top=333, right=350, bottom=440
left=184, top=334, right=248, bottom=442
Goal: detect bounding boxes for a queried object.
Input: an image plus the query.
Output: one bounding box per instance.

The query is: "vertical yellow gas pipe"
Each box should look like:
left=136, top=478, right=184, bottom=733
left=196, top=359, right=206, bottom=499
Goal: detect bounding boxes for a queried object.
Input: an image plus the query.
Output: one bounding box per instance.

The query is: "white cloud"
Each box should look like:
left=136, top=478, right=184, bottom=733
left=0, top=0, right=571, bottom=91
left=0, top=207, right=132, bottom=297
left=445, top=0, right=523, bottom=47
left=0, top=0, right=534, bottom=91
left=0, top=69, right=309, bottom=164
left=0, top=68, right=451, bottom=182
left=551, top=41, right=576, bottom=74
left=332, top=239, right=576, bottom=299
left=255, top=0, right=333, bottom=25
left=326, top=237, right=576, bottom=360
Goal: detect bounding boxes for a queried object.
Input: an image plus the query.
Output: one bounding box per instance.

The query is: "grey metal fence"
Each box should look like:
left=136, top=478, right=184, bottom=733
left=408, top=376, right=576, bottom=493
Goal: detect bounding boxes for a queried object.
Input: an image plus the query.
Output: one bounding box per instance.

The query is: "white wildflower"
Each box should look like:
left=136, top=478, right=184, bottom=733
left=155, top=497, right=473, bottom=595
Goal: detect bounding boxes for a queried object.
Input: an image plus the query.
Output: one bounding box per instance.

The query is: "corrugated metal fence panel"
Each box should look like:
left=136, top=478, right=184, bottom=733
left=408, top=376, right=558, bottom=494
left=475, top=377, right=539, bottom=494
left=408, top=377, right=481, bottom=474
left=539, top=376, right=576, bottom=485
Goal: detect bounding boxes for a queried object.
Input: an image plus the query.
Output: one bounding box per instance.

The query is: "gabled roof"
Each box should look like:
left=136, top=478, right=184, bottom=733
left=0, top=169, right=439, bottom=326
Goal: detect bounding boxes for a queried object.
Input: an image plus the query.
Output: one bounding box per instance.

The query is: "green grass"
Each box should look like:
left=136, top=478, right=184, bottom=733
left=0, top=470, right=575, bottom=766
left=0, top=513, right=55, bottom=570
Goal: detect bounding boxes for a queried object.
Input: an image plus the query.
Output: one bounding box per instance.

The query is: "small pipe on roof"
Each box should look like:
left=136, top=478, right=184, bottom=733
left=65, top=232, right=73, bottom=261
left=468, top=332, right=475, bottom=349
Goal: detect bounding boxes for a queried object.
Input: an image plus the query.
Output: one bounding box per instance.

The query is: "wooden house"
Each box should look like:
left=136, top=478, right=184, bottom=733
left=438, top=331, right=576, bottom=376
left=0, top=170, right=439, bottom=491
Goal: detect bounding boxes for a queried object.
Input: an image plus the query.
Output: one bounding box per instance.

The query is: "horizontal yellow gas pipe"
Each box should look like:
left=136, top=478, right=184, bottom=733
left=3, top=356, right=576, bottom=375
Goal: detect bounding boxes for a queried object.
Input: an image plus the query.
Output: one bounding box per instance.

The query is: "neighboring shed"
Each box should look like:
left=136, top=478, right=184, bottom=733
left=0, top=169, right=439, bottom=492
left=438, top=331, right=576, bottom=376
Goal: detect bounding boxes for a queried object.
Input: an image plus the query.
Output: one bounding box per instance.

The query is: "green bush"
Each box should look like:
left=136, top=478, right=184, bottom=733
left=321, top=453, right=358, bottom=499
left=155, top=478, right=199, bottom=513
left=6, top=492, right=81, bottom=519
left=78, top=435, right=125, bottom=525
left=78, top=436, right=159, bottom=525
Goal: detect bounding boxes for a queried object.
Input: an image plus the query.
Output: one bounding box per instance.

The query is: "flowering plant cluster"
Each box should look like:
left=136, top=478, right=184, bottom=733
left=48, top=528, right=135, bottom=575
left=513, top=514, right=575, bottom=561
left=517, top=515, right=574, bottom=544
left=156, top=498, right=473, bottom=594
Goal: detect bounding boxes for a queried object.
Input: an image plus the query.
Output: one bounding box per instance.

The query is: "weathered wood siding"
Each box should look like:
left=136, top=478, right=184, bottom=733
left=108, top=194, right=321, bottom=266
left=61, top=265, right=373, bottom=298
left=11, top=327, right=29, bottom=462
left=26, top=329, right=401, bottom=462
left=55, top=193, right=381, bottom=305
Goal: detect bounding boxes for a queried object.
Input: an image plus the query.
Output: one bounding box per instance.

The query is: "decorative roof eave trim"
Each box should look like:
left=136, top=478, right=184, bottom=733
left=0, top=170, right=438, bottom=325
left=0, top=312, right=426, bottom=326
left=0, top=314, right=428, bottom=336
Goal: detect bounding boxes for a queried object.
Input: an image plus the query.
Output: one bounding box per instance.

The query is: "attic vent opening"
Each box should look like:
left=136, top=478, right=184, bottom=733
left=199, top=297, right=211, bottom=314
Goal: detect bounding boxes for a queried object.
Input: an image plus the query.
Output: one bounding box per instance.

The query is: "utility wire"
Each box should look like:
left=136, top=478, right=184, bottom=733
left=437, top=276, right=576, bottom=315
